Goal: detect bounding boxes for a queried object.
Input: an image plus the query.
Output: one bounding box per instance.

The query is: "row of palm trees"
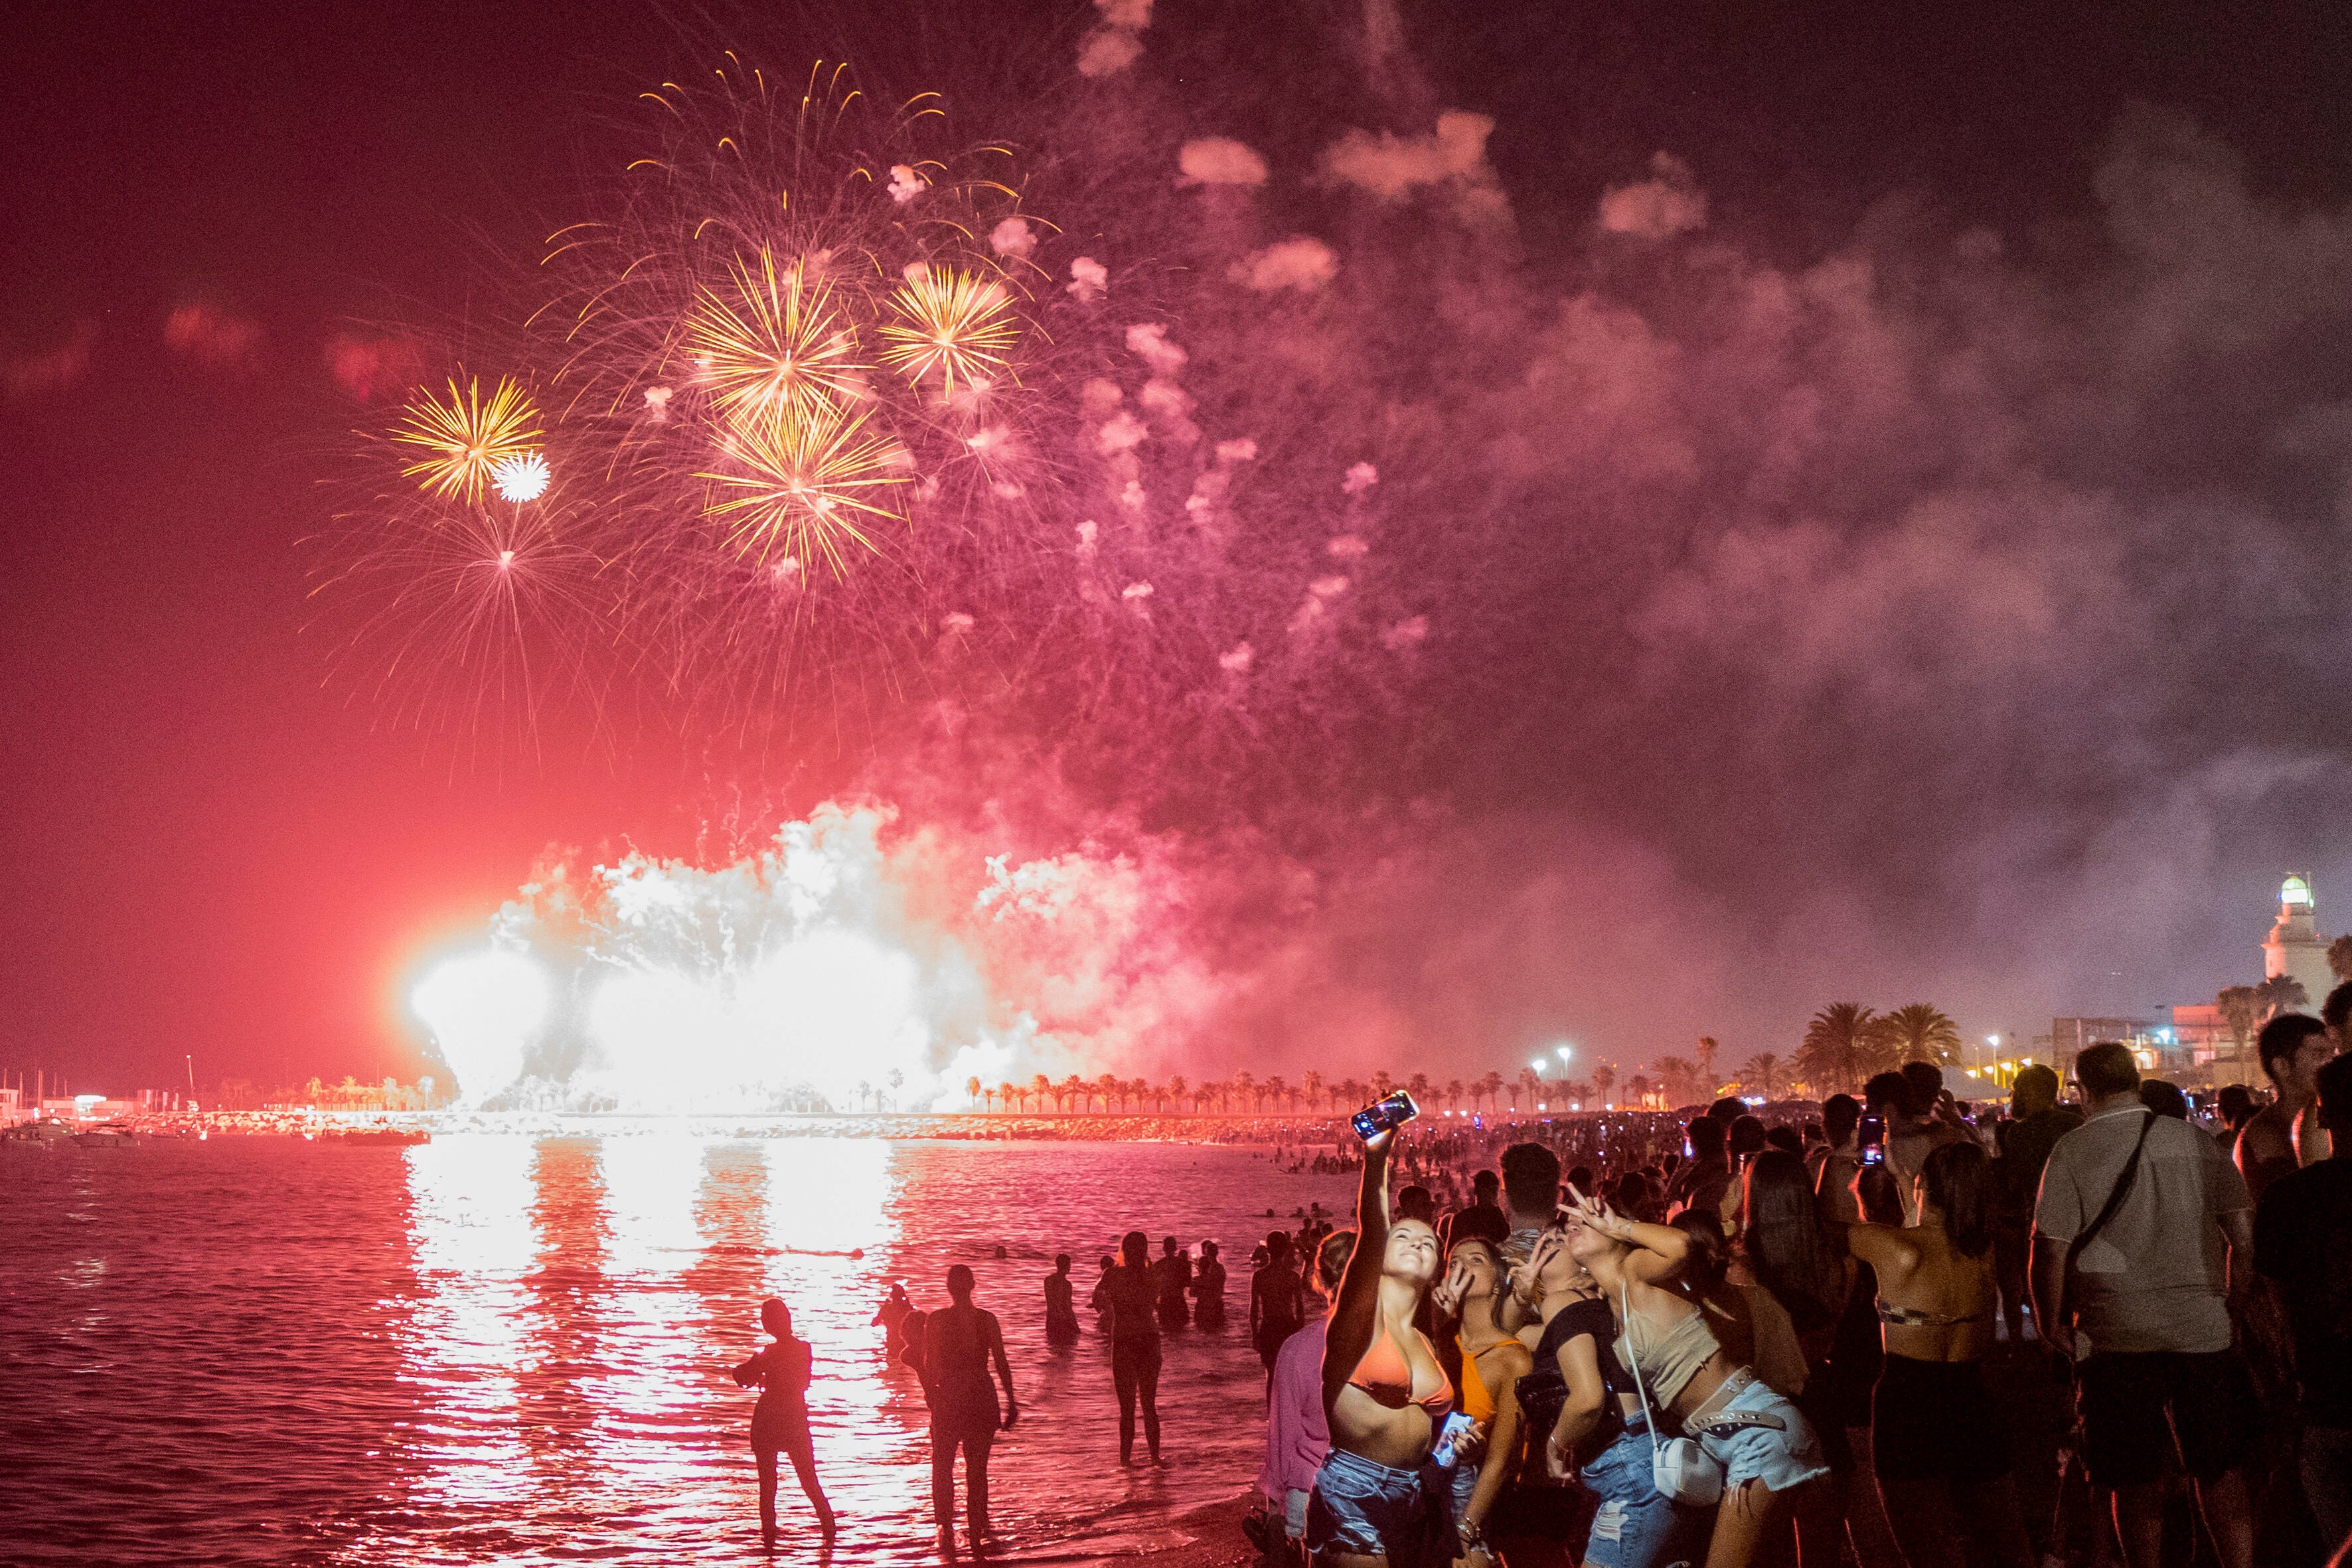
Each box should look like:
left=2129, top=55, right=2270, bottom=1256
left=949, top=1002, right=1984, bottom=1120
left=957, top=1068, right=1583, bottom=1118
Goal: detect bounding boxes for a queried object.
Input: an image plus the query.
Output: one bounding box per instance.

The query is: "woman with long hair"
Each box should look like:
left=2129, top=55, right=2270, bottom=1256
left=732, top=1296, right=838, bottom=1549
left=1566, top=1184, right=1828, bottom=1568
left=1101, top=1230, right=1164, bottom=1464
left=1441, top=1237, right=1534, bottom=1567
left=1847, top=1140, right=2032, bottom=1568
left=1312, top=1123, right=1462, bottom=1567
left=1739, top=1149, right=1899, bottom=1566
left=1521, top=1216, right=1686, bottom=1568
left=921, top=1265, right=1019, bottom=1553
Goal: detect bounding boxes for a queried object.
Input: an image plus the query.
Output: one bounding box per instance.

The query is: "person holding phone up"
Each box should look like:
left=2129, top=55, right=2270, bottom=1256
left=1311, top=1100, right=1481, bottom=1567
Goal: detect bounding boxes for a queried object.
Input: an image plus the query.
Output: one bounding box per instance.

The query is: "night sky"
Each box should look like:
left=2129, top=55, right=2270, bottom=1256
left=7, top=0, right=2351, bottom=1095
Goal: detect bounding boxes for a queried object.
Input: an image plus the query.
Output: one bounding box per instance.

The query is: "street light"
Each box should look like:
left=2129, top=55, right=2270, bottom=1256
left=1528, top=1058, right=1549, bottom=1074
left=1555, top=1044, right=1575, bottom=1063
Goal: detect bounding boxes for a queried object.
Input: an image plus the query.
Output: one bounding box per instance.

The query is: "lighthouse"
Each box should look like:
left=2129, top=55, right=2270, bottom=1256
left=2263, top=874, right=2333, bottom=1008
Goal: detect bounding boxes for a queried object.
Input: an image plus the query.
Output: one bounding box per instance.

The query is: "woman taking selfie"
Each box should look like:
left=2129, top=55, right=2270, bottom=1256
left=1567, top=1184, right=1828, bottom=1568
left=1313, top=1119, right=1467, bottom=1567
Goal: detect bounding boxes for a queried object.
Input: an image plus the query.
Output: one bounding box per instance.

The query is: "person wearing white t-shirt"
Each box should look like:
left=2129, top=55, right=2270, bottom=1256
left=2030, top=1042, right=2258, bottom=1568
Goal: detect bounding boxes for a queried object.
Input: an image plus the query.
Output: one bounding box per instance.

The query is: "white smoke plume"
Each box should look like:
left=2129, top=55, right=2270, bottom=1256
left=1230, top=236, right=1340, bottom=292
left=1598, top=153, right=1709, bottom=238
left=1178, top=137, right=1269, bottom=188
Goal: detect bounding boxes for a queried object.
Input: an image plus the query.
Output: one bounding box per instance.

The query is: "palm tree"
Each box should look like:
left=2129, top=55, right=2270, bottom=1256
left=2254, top=973, right=2310, bottom=1020
left=2217, top=986, right=2261, bottom=1080
left=1407, top=1073, right=1432, bottom=1114
left=1589, top=1065, right=1612, bottom=1106
left=1797, top=1003, right=1883, bottom=1097
left=1371, top=1069, right=1394, bottom=1102
left=1167, top=1074, right=1188, bottom=1113
left=1059, top=1074, right=1083, bottom=1113
left=1740, top=1052, right=1785, bottom=1100
left=1032, top=1073, right=1053, bottom=1113
left=1300, top=1070, right=1324, bottom=1112
left=1516, top=1067, right=1542, bottom=1110
left=1628, top=1073, right=1652, bottom=1107
left=1879, top=1004, right=1964, bottom=1067
left=967, top=1075, right=984, bottom=1109
left=1445, top=1079, right=1465, bottom=1113
left=1695, top=1036, right=1721, bottom=1097
left=1265, top=1075, right=1291, bottom=1116
left=1653, top=1056, right=1697, bottom=1107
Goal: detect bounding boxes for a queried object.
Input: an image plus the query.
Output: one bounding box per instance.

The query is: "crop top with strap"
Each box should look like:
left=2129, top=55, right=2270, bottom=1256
left=1458, top=1332, right=1496, bottom=1422
left=1615, top=1298, right=1721, bottom=1408
left=1350, top=1320, right=1454, bottom=1417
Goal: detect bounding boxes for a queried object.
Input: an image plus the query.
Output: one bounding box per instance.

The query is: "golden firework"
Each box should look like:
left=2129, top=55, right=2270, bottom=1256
left=699, top=400, right=909, bottom=571
left=685, top=249, right=866, bottom=420
left=390, top=375, right=544, bottom=503
left=878, top=266, right=1017, bottom=398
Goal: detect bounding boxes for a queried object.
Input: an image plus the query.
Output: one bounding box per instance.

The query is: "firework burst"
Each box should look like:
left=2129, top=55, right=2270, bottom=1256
left=390, top=375, right=544, bottom=503
left=685, top=248, right=868, bottom=421
left=700, top=398, right=910, bottom=572
left=878, top=266, right=1018, bottom=398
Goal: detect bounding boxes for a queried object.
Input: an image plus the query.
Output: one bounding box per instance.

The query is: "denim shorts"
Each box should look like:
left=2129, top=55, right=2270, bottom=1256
left=1306, top=1447, right=1452, bottom=1568
left=1581, top=1422, right=1701, bottom=1568
left=1686, top=1369, right=1830, bottom=1495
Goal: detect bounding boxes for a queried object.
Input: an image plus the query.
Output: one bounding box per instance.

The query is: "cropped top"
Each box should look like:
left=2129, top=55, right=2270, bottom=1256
left=1616, top=1300, right=1721, bottom=1408
left=1350, top=1320, right=1454, bottom=1417
left=1458, top=1332, right=1496, bottom=1422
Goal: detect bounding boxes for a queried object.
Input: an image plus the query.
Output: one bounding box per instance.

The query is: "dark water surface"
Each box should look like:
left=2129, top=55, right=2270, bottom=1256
left=0, top=1133, right=1350, bottom=1565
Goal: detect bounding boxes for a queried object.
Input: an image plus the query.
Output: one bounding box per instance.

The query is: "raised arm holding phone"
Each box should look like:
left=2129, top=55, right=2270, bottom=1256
left=1308, top=1097, right=1476, bottom=1568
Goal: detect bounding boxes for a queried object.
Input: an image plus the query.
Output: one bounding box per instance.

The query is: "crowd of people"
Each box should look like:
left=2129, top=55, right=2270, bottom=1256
left=725, top=977, right=2352, bottom=1565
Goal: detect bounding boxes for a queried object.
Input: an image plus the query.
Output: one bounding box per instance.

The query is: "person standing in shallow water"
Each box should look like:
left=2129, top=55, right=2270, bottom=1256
left=1253, top=1231, right=1305, bottom=1393
left=922, top=1265, right=1019, bottom=1553
left=732, top=1297, right=837, bottom=1549
left=1101, top=1230, right=1166, bottom=1463
left=1044, top=1253, right=1080, bottom=1342
left=1192, top=1239, right=1228, bottom=1330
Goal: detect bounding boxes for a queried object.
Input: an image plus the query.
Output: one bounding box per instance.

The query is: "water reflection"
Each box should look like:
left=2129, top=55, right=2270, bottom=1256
left=366, top=1135, right=1334, bottom=1562
left=400, top=1135, right=539, bottom=1506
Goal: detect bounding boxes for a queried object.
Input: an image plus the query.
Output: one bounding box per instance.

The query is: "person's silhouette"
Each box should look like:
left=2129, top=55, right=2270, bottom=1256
left=923, top=1264, right=1019, bottom=1551
left=732, top=1297, right=837, bottom=1549
left=1045, top=1253, right=1080, bottom=1342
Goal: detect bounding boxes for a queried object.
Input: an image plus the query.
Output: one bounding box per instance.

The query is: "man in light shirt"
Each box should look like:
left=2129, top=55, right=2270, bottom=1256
left=2031, top=1042, right=2258, bottom=1568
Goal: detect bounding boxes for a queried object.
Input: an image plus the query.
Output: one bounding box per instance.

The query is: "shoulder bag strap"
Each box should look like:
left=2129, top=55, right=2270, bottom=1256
left=1620, top=1279, right=1664, bottom=1468
left=2065, top=1111, right=2156, bottom=1274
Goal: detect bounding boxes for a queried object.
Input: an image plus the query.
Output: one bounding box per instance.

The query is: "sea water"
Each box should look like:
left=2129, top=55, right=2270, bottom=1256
left=0, top=1133, right=1352, bottom=1564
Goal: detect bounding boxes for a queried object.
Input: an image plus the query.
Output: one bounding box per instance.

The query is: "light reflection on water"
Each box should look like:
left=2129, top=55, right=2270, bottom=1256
left=0, top=1135, right=1350, bottom=1565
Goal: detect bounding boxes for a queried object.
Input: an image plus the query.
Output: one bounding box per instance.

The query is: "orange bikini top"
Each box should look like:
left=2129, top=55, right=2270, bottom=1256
left=1350, top=1322, right=1454, bottom=1417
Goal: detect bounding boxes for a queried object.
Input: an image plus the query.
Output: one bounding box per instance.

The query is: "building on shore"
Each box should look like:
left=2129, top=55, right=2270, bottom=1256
left=2049, top=874, right=2337, bottom=1093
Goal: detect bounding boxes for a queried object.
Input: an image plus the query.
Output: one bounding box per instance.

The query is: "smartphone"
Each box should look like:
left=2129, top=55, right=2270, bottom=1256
left=1352, top=1089, right=1419, bottom=1140
left=1432, top=1410, right=1477, bottom=1468
left=1858, top=1113, right=1885, bottom=1162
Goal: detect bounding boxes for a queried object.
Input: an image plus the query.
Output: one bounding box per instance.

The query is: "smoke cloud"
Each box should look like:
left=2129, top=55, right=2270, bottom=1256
left=414, top=23, right=2352, bottom=1092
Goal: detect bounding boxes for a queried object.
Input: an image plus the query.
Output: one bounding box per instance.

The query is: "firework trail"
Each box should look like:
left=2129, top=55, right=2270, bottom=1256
left=315, top=48, right=1439, bottom=805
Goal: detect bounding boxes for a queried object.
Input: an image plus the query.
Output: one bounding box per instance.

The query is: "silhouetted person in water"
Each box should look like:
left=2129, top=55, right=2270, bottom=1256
left=1193, top=1239, right=1228, bottom=1329
left=874, top=1281, right=913, bottom=1362
left=1154, top=1236, right=1194, bottom=1327
left=1252, top=1231, right=1304, bottom=1392
left=1045, top=1253, right=1081, bottom=1342
left=1102, top=1230, right=1165, bottom=1463
left=732, top=1297, right=836, bottom=1549
left=923, top=1265, right=1018, bottom=1552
